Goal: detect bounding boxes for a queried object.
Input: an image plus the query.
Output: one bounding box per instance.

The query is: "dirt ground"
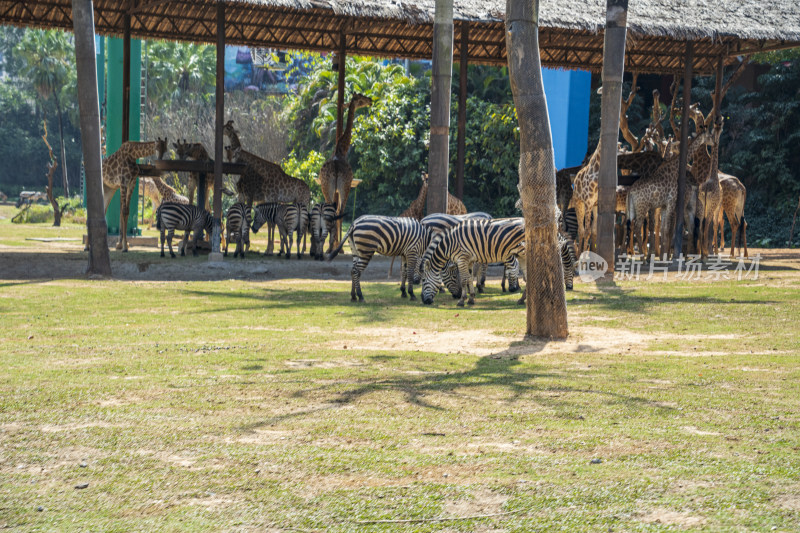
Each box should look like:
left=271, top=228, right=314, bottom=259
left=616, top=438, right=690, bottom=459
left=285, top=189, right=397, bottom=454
left=0, top=237, right=796, bottom=284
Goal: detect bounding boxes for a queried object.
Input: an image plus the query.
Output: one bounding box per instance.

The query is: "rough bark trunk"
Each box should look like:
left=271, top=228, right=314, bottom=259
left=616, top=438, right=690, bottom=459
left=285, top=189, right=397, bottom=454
left=597, top=0, right=628, bottom=271
left=506, top=0, right=568, bottom=339
left=72, top=0, right=112, bottom=277
left=672, top=43, right=694, bottom=258
left=209, top=2, right=225, bottom=262
left=426, top=0, right=453, bottom=215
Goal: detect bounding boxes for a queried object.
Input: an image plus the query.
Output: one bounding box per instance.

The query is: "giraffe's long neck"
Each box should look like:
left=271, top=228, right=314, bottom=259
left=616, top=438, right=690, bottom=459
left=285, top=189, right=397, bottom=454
left=124, top=141, right=158, bottom=161
left=410, top=181, right=428, bottom=217
left=226, top=129, right=242, bottom=152
left=152, top=176, right=176, bottom=198
left=334, top=99, right=358, bottom=158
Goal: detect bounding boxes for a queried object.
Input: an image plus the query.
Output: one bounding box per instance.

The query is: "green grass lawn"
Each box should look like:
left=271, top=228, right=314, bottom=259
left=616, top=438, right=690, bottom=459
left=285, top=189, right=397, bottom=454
left=1, top=206, right=799, bottom=531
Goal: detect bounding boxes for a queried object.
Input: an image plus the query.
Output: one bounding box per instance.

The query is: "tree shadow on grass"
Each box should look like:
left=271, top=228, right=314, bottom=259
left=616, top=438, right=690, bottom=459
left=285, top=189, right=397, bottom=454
left=239, top=340, right=672, bottom=433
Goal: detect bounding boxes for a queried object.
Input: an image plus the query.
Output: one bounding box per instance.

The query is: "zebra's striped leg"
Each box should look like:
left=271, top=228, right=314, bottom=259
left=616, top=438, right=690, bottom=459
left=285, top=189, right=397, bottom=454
left=224, top=230, right=230, bottom=257
left=167, top=229, right=177, bottom=258
left=400, top=256, right=408, bottom=298
left=456, top=261, right=471, bottom=307
left=285, top=231, right=293, bottom=260
left=351, top=254, right=370, bottom=302
left=160, top=228, right=166, bottom=257
left=267, top=221, right=275, bottom=256
left=404, top=254, right=417, bottom=301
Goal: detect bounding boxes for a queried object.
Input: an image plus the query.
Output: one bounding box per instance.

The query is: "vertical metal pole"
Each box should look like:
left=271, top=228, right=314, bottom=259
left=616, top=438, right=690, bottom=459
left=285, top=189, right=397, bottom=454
left=597, top=0, right=628, bottom=273
left=122, top=12, right=131, bottom=143
left=210, top=2, right=225, bottom=261
left=672, top=42, right=694, bottom=258
left=455, top=22, right=468, bottom=200
left=427, top=0, right=454, bottom=215
left=336, top=32, right=346, bottom=143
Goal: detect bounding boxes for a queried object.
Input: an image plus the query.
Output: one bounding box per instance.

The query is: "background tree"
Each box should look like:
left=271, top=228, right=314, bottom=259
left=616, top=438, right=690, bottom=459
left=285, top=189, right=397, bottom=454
left=15, top=30, right=75, bottom=197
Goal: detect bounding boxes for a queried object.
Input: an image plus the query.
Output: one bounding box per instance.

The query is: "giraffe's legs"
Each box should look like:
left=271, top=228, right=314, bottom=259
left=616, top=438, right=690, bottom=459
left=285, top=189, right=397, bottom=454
left=117, top=183, right=132, bottom=251
left=267, top=221, right=275, bottom=256
left=574, top=201, right=587, bottom=257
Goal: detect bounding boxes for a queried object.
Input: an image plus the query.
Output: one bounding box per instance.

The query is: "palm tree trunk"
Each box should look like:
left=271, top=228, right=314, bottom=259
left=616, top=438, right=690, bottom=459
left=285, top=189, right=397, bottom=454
left=72, top=0, right=112, bottom=277
left=506, top=0, right=568, bottom=339
left=597, top=0, right=628, bottom=269
left=53, top=89, right=70, bottom=198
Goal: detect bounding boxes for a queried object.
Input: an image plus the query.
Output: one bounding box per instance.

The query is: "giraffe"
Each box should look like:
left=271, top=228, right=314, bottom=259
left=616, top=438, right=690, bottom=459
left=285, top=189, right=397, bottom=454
left=715, top=173, right=748, bottom=258
left=149, top=175, right=190, bottom=205
left=693, top=121, right=723, bottom=260
left=317, top=93, right=373, bottom=247
left=223, top=121, right=311, bottom=255
left=569, top=139, right=601, bottom=256
left=101, top=138, right=166, bottom=252
left=399, top=173, right=467, bottom=219
left=625, top=128, right=714, bottom=259
left=174, top=140, right=213, bottom=211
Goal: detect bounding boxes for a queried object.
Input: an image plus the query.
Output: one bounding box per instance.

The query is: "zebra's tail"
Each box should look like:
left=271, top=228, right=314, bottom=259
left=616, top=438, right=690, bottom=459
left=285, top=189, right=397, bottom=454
left=326, top=224, right=354, bottom=261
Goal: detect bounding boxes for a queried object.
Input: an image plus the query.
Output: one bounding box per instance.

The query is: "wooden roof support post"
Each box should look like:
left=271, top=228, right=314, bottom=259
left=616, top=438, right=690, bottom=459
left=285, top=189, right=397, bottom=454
left=427, top=0, right=453, bottom=215
left=597, top=0, right=628, bottom=273
left=455, top=22, right=468, bottom=199
left=121, top=10, right=131, bottom=142
left=72, top=0, right=112, bottom=277
left=210, top=0, right=225, bottom=262
left=672, top=41, right=693, bottom=259
left=336, top=32, right=346, bottom=142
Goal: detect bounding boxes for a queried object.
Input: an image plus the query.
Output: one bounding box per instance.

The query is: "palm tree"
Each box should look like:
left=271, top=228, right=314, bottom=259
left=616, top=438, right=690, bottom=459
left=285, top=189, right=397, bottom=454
left=506, top=0, right=568, bottom=338
left=15, top=30, right=74, bottom=197
left=146, top=40, right=216, bottom=106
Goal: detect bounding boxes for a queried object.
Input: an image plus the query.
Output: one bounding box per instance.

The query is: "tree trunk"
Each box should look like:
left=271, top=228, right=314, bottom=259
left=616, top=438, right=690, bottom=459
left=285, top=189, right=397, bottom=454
left=41, top=118, right=62, bottom=227
left=53, top=91, right=70, bottom=198
left=426, top=0, right=453, bottom=215
left=506, top=0, right=568, bottom=339
left=72, top=0, right=112, bottom=277
left=597, top=0, right=629, bottom=271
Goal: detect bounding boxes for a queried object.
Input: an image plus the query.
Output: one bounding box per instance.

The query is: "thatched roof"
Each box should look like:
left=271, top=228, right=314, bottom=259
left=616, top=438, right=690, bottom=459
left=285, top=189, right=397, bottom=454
left=3, top=1, right=800, bottom=74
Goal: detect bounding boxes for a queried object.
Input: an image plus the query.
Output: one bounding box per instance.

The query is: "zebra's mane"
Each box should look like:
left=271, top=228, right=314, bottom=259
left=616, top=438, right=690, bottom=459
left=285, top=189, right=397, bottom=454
left=420, top=231, right=445, bottom=272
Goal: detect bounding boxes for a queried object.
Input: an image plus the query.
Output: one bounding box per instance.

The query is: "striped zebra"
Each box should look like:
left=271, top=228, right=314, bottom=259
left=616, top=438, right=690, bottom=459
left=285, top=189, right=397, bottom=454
left=156, top=202, right=213, bottom=258
left=224, top=202, right=252, bottom=258
left=327, top=215, right=431, bottom=301
left=310, top=202, right=340, bottom=261
left=252, top=203, right=308, bottom=258
left=410, top=211, right=493, bottom=283
left=421, top=218, right=525, bottom=306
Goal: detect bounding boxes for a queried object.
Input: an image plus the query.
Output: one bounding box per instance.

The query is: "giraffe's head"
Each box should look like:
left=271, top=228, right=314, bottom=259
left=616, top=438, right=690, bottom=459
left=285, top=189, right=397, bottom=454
left=688, top=103, right=708, bottom=134
left=173, top=139, right=190, bottom=160
left=351, top=93, right=373, bottom=110
left=420, top=172, right=428, bottom=186
left=156, top=137, right=168, bottom=159
left=223, top=120, right=236, bottom=138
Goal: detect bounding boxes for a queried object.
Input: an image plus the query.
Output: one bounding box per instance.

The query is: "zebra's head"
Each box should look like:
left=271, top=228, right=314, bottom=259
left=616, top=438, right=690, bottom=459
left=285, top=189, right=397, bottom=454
left=421, top=265, right=442, bottom=305
left=251, top=206, right=268, bottom=234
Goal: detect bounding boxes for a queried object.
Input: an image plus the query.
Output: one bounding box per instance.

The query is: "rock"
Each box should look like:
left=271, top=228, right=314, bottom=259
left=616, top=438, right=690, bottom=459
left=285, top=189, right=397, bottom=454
left=79, top=462, right=88, bottom=468
left=74, top=482, right=89, bottom=489
left=590, top=458, right=603, bottom=464
left=36, top=506, right=44, bottom=512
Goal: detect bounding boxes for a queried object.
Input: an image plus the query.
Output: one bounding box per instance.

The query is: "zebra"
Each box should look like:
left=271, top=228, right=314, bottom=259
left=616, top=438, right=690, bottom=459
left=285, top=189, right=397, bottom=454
left=156, top=202, right=213, bottom=258
left=252, top=203, right=308, bottom=258
left=327, top=215, right=431, bottom=301
left=412, top=211, right=493, bottom=283
left=421, top=218, right=526, bottom=306
left=224, top=202, right=252, bottom=258
left=310, top=202, right=341, bottom=261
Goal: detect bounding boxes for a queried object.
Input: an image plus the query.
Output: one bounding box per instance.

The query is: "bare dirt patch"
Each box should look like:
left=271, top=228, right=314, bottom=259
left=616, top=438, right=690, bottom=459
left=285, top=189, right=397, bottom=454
left=442, top=488, right=509, bottom=517
left=640, top=509, right=706, bottom=527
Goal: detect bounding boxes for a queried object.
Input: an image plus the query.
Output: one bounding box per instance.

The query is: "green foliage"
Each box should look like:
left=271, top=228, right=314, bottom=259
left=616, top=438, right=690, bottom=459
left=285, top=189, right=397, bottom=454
left=282, top=150, right=325, bottom=201
left=145, top=40, right=217, bottom=107
left=452, top=98, right=520, bottom=215
left=349, top=76, right=432, bottom=216
left=11, top=204, right=53, bottom=224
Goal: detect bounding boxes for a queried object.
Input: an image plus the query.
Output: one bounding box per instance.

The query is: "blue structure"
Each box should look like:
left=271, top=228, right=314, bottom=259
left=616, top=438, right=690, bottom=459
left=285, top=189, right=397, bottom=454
left=542, top=69, right=591, bottom=169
